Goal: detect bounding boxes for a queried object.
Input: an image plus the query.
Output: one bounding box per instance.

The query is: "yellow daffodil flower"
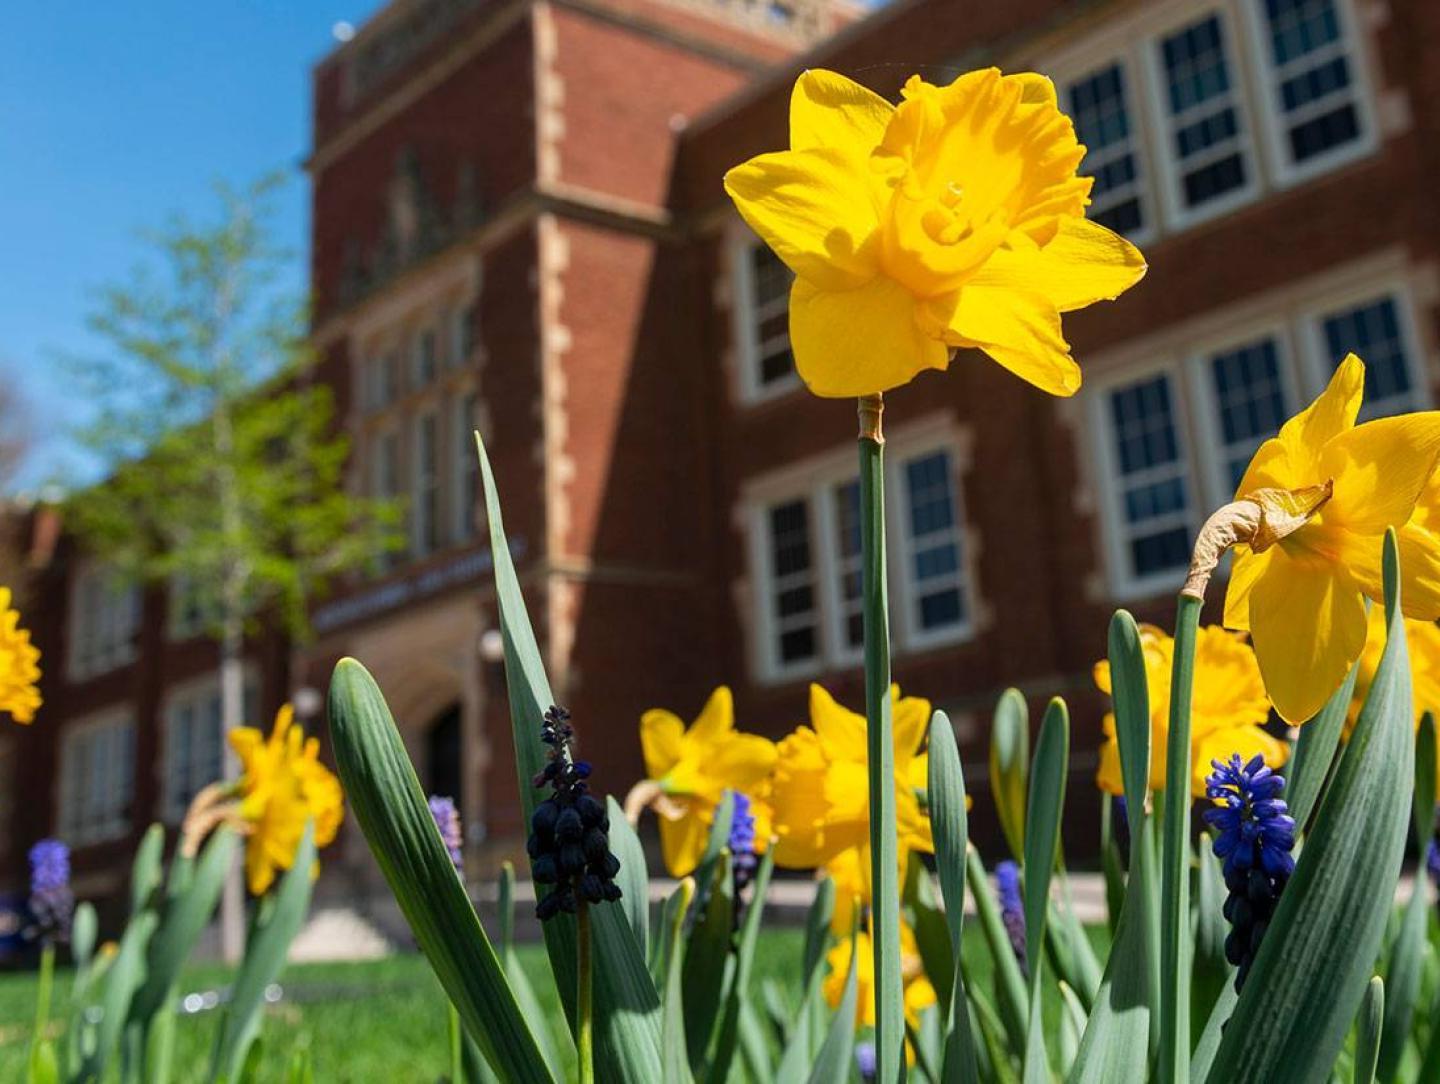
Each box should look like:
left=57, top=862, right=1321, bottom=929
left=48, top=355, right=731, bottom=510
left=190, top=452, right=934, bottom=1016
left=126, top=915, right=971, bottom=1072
left=769, top=684, right=932, bottom=872
left=825, top=920, right=937, bottom=1040
left=724, top=68, right=1146, bottom=398
left=0, top=587, right=41, bottom=724
left=231, top=705, right=345, bottom=895
left=1224, top=354, right=1440, bottom=722
left=635, top=687, right=777, bottom=877
left=1347, top=607, right=1440, bottom=766
left=1094, top=624, right=1284, bottom=797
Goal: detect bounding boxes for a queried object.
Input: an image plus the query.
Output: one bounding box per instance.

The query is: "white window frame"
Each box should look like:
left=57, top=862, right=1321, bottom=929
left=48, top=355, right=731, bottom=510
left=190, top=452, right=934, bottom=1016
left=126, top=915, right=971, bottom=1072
left=1184, top=318, right=1300, bottom=502
left=58, top=710, right=136, bottom=846
left=1143, top=5, right=1265, bottom=232
left=1297, top=280, right=1431, bottom=414
left=729, top=227, right=800, bottom=405
left=1239, top=0, right=1378, bottom=188
left=1060, top=55, right=1159, bottom=248
left=1087, top=359, right=1205, bottom=601
left=67, top=563, right=139, bottom=681
left=743, top=418, right=976, bottom=684
left=161, top=671, right=258, bottom=823
left=1085, top=258, right=1433, bottom=600
left=888, top=447, right=976, bottom=653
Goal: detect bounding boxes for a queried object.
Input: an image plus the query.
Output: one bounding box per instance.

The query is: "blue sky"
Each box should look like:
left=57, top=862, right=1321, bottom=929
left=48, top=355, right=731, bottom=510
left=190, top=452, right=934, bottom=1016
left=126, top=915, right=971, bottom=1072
left=0, top=2, right=385, bottom=491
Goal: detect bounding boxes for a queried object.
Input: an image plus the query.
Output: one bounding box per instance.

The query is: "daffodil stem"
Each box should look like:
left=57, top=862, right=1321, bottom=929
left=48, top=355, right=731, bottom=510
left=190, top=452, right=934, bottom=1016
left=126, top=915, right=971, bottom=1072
left=859, top=395, right=903, bottom=1083
left=1159, top=593, right=1201, bottom=1084
left=577, top=899, right=594, bottom=1084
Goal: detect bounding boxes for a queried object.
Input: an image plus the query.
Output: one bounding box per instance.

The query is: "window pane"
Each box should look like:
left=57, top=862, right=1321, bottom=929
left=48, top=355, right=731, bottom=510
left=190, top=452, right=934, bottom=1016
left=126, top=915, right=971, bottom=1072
left=902, top=452, right=967, bottom=634
left=1159, top=15, right=1250, bottom=210
left=1323, top=297, right=1414, bottom=417
left=832, top=480, right=865, bottom=650
left=768, top=500, right=817, bottom=666
left=747, top=244, right=795, bottom=389
left=1069, top=63, right=1147, bottom=238
left=1261, top=0, right=1363, bottom=165
left=1107, top=374, right=1194, bottom=579
left=1209, top=337, right=1288, bottom=488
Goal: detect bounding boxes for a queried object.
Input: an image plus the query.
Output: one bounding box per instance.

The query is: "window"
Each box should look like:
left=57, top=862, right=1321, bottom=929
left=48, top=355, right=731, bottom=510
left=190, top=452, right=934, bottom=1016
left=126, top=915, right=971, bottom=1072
left=1319, top=295, right=1419, bottom=418
left=1205, top=335, right=1290, bottom=488
left=455, top=393, right=482, bottom=541
left=59, top=713, right=135, bottom=845
left=1254, top=0, right=1367, bottom=174
left=68, top=566, right=139, bottom=680
left=764, top=499, right=820, bottom=671
left=373, top=430, right=404, bottom=569
left=1103, top=372, right=1197, bottom=586
left=1156, top=13, right=1256, bottom=217
left=734, top=233, right=797, bottom=400
left=831, top=481, right=865, bottom=654
left=1089, top=269, right=1426, bottom=597
left=415, top=327, right=439, bottom=385
left=450, top=303, right=476, bottom=368
left=163, top=678, right=258, bottom=822
left=413, top=412, right=441, bottom=556
left=1068, top=63, right=1148, bottom=237
left=897, top=451, right=968, bottom=643
left=749, top=433, right=973, bottom=680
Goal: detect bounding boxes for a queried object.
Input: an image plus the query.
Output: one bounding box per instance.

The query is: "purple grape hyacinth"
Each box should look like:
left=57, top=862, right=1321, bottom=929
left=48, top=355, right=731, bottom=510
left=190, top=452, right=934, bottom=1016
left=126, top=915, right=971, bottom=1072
left=428, top=795, right=464, bottom=873
left=27, top=839, right=73, bottom=943
left=527, top=705, right=622, bottom=920
left=726, top=790, right=759, bottom=894
left=1203, top=753, right=1296, bottom=991
left=995, top=859, right=1027, bottom=976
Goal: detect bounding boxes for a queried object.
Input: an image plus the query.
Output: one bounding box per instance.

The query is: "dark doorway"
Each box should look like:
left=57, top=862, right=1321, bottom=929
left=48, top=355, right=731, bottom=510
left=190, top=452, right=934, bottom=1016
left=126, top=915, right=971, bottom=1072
left=425, top=703, right=463, bottom=808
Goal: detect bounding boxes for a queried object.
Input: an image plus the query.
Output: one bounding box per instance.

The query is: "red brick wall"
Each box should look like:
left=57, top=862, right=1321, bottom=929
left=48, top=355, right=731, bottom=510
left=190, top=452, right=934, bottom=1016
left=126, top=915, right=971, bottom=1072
left=310, top=17, right=537, bottom=322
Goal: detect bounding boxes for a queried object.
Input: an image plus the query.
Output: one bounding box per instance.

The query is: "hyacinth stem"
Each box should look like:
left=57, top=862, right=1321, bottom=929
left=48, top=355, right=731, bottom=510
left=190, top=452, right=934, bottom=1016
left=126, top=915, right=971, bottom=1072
left=577, top=900, right=594, bottom=1084
left=858, top=392, right=903, bottom=1083
left=1159, top=593, right=1201, bottom=1084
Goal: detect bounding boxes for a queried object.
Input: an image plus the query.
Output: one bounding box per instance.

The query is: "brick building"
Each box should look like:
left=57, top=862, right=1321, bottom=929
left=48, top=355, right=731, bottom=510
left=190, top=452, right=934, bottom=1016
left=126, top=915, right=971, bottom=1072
left=8, top=0, right=1440, bottom=908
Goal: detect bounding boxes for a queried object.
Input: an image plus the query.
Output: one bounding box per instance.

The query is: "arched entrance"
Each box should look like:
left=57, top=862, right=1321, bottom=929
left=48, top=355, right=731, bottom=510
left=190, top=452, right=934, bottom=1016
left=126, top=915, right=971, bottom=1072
left=425, top=703, right=463, bottom=808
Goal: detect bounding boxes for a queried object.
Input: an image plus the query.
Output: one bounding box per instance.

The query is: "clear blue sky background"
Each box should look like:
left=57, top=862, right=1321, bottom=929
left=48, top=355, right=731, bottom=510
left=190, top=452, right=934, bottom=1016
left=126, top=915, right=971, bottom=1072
left=0, top=2, right=386, bottom=492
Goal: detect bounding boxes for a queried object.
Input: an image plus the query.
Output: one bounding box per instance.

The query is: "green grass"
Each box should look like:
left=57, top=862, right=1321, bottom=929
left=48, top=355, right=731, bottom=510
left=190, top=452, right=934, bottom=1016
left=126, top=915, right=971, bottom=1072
left=0, top=922, right=1099, bottom=1080
left=0, top=930, right=809, bottom=1082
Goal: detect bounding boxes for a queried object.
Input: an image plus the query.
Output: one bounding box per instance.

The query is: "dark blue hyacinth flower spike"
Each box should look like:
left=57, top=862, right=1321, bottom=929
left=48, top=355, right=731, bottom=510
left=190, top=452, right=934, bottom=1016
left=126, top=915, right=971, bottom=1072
left=1203, top=752, right=1297, bottom=991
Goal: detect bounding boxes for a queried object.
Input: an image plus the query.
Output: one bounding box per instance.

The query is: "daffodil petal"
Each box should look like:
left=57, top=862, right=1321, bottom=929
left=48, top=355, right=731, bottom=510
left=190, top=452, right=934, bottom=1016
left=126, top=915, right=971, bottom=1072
left=970, top=218, right=1146, bottom=312
left=1238, top=354, right=1363, bottom=495
left=891, top=689, right=932, bottom=767
left=686, top=685, right=734, bottom=745
left=1192, top=725, right=1288, bottom=798
left=1249, top=548, right=1366, bottom=723
left=639, top=709, right=685, bottom=779
left=946, top=285, right=1080, bottom=396
left=1320, top=411, right=1440, bottom=533
left=658, top=801, right=711, bottom=878
left=709, top=732, right=779, bottom=789
left=790, top=69, right=894, bottom=154
left=1335, top=523, right=1440, bottom=621
left=1224, top=546, right=1270, bottom=631
left=724, top=148, right=880, bottom=291
left=789, top=275, right=950, bottom=397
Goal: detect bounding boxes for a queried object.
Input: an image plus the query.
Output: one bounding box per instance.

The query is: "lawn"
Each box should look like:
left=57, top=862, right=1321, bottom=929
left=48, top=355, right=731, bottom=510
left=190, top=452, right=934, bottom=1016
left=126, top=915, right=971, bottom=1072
left=0, top=922, right=1100, bottom=1080
left=0, top=931, right=808, bottom=1082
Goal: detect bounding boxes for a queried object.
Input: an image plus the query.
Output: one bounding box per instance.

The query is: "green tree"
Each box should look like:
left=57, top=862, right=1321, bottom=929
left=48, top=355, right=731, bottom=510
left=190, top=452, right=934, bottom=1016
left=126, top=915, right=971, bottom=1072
left=64, top=176, right=399, bottom=956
